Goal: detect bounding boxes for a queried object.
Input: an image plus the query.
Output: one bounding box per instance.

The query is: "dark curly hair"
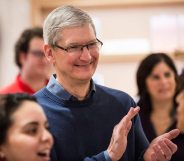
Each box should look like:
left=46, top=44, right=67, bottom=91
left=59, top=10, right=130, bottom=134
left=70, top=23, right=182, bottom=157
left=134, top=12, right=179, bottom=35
left=15, top=27, right=43, bottom=69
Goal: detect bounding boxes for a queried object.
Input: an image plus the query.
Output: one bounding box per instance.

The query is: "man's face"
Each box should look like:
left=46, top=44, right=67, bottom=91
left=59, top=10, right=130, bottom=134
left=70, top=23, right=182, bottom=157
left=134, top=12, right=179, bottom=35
left=46, top=24, right=100, bottom=84
left=22, top=37, right=52, bottom=79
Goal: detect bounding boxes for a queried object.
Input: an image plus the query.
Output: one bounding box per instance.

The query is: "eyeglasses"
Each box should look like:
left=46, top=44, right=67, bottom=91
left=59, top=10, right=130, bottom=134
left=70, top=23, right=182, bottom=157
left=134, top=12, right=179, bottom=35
left=53, top=39, right=103, bottom=54
left=29, top=50, right=45, bottom=58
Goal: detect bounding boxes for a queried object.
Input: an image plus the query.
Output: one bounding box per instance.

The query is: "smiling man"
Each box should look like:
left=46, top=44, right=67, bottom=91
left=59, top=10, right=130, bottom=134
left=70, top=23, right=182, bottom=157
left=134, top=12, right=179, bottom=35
left=34, top=5, right=179, bottom=161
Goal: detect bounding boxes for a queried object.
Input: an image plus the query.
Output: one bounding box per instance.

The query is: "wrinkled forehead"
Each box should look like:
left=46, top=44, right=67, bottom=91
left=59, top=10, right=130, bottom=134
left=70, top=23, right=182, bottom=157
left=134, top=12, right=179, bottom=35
left=55, top=24, right=96, bottom=43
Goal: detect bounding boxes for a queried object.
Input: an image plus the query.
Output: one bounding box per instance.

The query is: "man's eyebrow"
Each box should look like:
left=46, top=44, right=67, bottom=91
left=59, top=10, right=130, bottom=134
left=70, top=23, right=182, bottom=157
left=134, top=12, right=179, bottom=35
left=67, top=39, right=97, bottom=46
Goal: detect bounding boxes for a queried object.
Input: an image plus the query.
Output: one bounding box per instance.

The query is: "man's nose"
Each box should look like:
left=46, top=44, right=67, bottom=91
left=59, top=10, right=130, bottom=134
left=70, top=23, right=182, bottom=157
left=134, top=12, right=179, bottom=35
left=79, top=46, right=91, bottom=60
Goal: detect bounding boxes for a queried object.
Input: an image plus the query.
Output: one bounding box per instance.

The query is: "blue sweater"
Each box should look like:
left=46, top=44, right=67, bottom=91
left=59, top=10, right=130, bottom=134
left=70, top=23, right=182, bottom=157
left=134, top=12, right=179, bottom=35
left=35, top=82, right=149, bottom=161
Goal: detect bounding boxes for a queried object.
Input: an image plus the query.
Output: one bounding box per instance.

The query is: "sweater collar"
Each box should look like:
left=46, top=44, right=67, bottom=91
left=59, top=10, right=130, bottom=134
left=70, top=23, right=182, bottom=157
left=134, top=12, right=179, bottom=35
left=46, top=74, right=96, bottom=101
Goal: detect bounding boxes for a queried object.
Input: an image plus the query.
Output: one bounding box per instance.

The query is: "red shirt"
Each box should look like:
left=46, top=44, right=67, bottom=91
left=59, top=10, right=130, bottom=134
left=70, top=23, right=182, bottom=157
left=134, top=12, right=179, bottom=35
left=0, top=75, right=35, bottom=94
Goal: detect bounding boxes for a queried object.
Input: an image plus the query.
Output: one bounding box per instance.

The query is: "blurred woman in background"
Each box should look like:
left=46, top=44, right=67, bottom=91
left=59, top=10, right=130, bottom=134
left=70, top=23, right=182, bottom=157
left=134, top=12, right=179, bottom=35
left=136, top=53, right=178, bottom=141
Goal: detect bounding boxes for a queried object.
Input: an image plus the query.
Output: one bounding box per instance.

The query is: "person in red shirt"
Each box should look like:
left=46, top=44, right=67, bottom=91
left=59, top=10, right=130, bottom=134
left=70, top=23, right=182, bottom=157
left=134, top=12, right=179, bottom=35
left=0, top=27, right=52, bottom=94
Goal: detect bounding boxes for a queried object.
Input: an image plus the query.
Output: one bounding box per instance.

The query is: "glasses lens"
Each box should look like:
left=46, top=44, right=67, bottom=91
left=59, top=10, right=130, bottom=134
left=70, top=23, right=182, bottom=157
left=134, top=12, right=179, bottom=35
left=67, top=46, right=82, bottom=53
left=87, top=41, right=102, bottom=52
left=54, top=39, right=103, bottom=54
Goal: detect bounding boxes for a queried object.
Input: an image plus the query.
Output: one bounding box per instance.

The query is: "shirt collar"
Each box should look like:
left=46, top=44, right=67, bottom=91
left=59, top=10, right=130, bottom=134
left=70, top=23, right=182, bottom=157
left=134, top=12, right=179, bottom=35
left=46, top=74, right=96, bottom=101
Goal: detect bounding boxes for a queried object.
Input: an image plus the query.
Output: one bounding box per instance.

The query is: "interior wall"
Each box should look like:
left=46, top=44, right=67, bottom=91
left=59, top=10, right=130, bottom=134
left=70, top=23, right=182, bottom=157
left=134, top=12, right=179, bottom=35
left=0, top=0, right=31, bottom=88
left=96, top=61, right=139, bottom=98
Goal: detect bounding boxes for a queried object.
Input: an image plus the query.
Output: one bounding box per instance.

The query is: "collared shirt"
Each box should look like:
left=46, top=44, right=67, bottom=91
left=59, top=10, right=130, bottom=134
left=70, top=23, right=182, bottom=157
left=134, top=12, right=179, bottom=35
left=46, top=74, right=96, bottom=102
left=46, top=74, right=112, bottom=161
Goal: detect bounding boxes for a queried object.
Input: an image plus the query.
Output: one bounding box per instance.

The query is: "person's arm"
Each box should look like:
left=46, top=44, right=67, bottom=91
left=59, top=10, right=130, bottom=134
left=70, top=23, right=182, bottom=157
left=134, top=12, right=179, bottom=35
left=143, top=129, right=180, bottom=161
left=106, top=107, right=140, bottom=161
left=84, top=152, right=108, bottom=161
left=85, top=107, right=140, bottom=161
left=51, top=107, right=140, bottom=161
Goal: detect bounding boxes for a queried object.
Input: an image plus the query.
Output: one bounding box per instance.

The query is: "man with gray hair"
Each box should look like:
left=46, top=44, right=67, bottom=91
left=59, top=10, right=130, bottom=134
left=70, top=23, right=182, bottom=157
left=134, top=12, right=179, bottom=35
left=35, top=5, right=179, bottom=161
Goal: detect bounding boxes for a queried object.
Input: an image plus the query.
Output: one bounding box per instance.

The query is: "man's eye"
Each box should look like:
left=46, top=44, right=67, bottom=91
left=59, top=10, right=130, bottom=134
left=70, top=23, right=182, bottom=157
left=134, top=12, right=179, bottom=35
left=68, top=46, right=80, bottom=50
left=88, top=42, right=97, bottom=48
left=67, top=46, right=81, bottom=52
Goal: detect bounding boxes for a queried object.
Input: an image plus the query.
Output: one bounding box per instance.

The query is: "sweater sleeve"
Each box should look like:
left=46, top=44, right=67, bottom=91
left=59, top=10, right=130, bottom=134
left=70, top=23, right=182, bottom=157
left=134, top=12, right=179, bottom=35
left=50, top=143, right=108, bottom=161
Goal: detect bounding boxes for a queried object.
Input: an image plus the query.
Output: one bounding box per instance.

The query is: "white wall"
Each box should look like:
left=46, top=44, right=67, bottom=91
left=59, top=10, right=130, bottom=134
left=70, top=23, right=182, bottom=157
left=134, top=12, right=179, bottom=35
left=0, top=0, right=31, bottom=88
left=96, top=62, right=139, bottom=98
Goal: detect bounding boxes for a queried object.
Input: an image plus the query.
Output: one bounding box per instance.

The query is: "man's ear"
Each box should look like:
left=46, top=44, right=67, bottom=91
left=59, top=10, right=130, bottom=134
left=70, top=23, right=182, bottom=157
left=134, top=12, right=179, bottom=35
left=44, top=44, right=55, bottom=64
left=19, top=52, right=27, bottom=67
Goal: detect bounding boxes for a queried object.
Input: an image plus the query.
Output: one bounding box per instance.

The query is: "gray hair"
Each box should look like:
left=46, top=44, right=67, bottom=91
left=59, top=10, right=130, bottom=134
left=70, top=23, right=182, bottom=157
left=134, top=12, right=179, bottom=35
left=43, top=5, right=96, bottom=46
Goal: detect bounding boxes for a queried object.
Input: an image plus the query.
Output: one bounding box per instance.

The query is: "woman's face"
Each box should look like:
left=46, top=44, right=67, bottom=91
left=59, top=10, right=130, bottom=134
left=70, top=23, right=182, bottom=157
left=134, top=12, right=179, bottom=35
left=0, top=101, right=53, bottom=161
left=176, top=91, right=184, bottom=132
left=146, top=62, right=176, bottom=102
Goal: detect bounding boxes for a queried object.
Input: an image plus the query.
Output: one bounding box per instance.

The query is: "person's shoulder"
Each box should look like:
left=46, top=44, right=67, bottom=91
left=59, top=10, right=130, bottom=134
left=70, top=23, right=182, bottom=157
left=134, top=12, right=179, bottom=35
left=0, top=81, right=21, bottom=94
left=34, top=87, right=53, bottom=106
left=34, top=87, right=47, bottom=97
left=95, top=84, right=134, bottom=102
left=34, top=87, right=57, bottom=103
left=95, top=84, right=137, bottom=112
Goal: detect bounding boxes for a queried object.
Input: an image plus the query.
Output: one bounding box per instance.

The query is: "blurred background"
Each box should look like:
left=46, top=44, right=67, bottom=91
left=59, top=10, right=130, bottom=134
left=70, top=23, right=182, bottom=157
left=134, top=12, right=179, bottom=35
left=0, top=0, right=184, bottom=98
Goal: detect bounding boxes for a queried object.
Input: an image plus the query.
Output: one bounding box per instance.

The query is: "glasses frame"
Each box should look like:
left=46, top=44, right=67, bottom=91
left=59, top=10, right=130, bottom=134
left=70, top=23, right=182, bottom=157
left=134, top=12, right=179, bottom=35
left=53, top=38, right=103, bottom=54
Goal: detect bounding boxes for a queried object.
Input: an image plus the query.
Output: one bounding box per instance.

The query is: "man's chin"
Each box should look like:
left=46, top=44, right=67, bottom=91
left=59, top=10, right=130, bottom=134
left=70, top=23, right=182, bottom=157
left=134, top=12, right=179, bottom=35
left=75, top=77, right=91, bottom=83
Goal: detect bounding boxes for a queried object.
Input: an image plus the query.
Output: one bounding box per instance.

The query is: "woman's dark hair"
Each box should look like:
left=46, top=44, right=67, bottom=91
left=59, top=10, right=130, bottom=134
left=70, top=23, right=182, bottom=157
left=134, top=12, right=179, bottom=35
left=15, top=27, right=43, bottom=69
left=180, top=69, right=184, bottom=77
left=136, top=53, right=178, bottom=114
left=0, top=93, right=37, bottom=145
left=177, top=74, right=184, bottom=95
